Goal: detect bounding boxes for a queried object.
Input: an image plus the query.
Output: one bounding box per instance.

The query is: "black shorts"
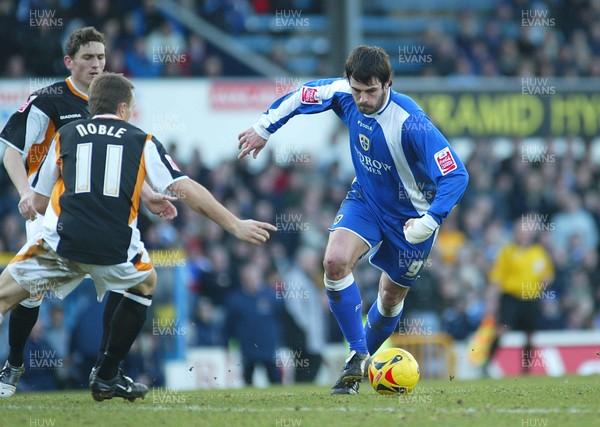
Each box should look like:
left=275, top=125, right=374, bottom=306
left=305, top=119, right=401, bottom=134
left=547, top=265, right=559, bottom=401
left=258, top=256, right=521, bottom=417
left=498, top=293, right=539, bottom=332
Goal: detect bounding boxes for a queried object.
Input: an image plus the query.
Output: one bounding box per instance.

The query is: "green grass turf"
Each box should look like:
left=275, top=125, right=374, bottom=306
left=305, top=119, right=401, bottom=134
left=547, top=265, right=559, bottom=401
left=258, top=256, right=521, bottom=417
left=1, top=375, right=598, bottom=427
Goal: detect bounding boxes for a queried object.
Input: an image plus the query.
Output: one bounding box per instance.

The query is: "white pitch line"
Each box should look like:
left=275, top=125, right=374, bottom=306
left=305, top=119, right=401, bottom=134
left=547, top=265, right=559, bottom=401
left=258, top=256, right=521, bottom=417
left=2, top=404, right=598, bottom=415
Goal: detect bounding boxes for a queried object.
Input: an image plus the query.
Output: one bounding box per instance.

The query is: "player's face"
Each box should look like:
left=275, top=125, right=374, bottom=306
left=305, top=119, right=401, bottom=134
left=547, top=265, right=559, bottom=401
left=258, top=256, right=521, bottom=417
left=64, top=42, right=106, bottom=92
left=349, top=77, right=390, bottom=115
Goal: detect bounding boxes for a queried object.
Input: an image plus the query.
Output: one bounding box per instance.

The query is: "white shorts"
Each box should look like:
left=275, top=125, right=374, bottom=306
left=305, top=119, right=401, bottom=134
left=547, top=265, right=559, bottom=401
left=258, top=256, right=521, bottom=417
left=25, top=215, right=44, bottom=241
left=20, top=215, right=45, bottom=308
left=7, top=239, right=154, bottom=303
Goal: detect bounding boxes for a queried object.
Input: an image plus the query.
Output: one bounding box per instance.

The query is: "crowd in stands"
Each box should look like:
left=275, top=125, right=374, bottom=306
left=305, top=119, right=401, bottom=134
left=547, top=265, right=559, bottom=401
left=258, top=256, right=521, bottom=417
left=0, top=0, right=599, bottom=390
left=1, top=0, right=600, bottom=77
left=0, top=135, right=599, bottom=389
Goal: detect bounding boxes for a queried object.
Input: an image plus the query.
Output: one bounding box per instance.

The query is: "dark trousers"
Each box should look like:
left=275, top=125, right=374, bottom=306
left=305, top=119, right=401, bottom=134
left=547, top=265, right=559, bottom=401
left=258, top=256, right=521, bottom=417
left=242, top=358, right=281, bottom=385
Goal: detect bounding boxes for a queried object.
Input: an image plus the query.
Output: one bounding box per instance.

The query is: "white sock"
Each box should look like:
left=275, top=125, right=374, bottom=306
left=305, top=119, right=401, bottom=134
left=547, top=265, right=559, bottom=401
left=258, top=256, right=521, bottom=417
left=377, top=295, right=404, bottom=317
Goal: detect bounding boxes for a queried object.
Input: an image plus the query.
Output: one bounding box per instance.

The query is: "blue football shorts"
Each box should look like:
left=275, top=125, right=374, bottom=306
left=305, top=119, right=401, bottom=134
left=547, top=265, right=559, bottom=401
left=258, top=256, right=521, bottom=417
left=329, top=182, right=437, bottom=287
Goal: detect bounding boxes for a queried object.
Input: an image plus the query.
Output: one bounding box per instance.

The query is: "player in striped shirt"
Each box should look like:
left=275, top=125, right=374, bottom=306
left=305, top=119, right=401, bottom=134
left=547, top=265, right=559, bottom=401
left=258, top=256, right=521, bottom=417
left=0, top=72, right=276, bottom=401
left=239, top=46, right=469, bottom=394
left=0, top=27, right=177, bottom=398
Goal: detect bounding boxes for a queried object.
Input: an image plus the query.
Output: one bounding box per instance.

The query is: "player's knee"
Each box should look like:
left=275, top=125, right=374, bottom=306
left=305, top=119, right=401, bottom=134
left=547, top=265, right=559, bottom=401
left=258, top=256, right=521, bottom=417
left=323, top=253, right=352, bottom=280
left=0, top=270, right=32, bottom=314
left=143, top=269, right=157, bottom=294
left=131, top=269, right=157, bottom=296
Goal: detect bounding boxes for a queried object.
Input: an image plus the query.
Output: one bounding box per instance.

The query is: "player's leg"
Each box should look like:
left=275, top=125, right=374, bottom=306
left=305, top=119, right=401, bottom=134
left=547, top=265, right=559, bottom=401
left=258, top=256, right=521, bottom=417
left=2, top=217, right=46, bottom=366
left=92, top=291, right=125, bottom=373
left=323, top=228, right=370, bottom=358
left=0, top=260, right=43, bottom=397
left=6, top=217, right=46, bottom=367
left=91, top=265, right=156, bottom=402
left=522, top=331, right=534, bottom=374
left=520, top=299, right=538, bottom=375
left=364, top=273, right=409, bottom=356
left=325, top=229, right=374, bottom=394
left=0, top=300, right=40, bottom=398
left=325, top=229, right=372, bottom=394
left=242, top=358, right=255, bottom=385
left=264, top=359, right=282, bottom=384
left=0, top=270, right=33, bottom=322
left=6, top=302, right=40, bottom=367
left=326, top=190, right=381, bottom=394
left=365, top=227, right=434, bottom=356
left=485, top=293, right=514, bottom=375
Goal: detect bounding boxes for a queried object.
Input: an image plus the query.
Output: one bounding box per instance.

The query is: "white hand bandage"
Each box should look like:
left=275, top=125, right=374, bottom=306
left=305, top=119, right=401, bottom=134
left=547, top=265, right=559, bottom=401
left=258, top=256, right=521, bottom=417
left=404, top=214, right=439, bottom=244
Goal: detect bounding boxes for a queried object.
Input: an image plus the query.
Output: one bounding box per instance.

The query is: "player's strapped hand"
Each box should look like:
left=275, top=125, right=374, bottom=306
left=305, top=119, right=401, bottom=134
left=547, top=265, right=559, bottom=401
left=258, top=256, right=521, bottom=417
left=233, top=219, right=277, bottom=245
left=145, top=193, right=178, bottom=220
left=238, top=127, right=267, bottom=160
left=18, top=188, right=38, bottom=221
left=403, top=214, right=439, bottom=244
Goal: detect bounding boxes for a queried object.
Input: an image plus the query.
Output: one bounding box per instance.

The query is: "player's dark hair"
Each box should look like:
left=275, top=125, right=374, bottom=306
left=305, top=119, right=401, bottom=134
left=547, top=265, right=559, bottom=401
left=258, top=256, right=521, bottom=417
left=89, top=73, right=134, bottom=116
left=344, top=45, right=392, bottom=86
left=65, top=27, right=105, bottom=58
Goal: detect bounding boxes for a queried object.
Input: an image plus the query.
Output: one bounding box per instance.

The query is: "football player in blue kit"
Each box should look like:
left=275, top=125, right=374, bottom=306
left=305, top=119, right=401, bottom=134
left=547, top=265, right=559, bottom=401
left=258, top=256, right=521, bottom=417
left=238, top=45, right=469, bottom=394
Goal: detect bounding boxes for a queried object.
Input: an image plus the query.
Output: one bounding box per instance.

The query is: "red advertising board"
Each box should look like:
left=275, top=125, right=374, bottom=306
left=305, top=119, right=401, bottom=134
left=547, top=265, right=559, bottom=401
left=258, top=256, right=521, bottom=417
left=491, top=332, right=600, bottom=376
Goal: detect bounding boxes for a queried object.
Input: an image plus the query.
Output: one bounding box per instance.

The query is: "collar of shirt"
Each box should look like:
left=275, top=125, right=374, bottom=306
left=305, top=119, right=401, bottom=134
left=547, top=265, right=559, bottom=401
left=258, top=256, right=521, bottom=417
left=91, top=114, right=122, bottom=120
left=66, top=76, right=88, bottom=99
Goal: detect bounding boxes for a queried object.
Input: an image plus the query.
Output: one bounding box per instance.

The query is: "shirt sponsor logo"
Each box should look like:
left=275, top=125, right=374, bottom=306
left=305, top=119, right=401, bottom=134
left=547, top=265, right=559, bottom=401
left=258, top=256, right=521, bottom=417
left=17, top=96, right=37, bottom=113
left=353, top=145, right=392, bottom=175
left=60, top=113, right=82, bottom=120
left=301, top=86, right=321, bottom=104
left=434, top=147, right=457, bottom=175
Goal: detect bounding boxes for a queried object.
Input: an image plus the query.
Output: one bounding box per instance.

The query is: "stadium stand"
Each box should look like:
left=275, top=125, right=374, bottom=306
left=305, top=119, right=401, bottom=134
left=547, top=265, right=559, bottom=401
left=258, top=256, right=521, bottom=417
left=1, top=0, right=600, bottom=389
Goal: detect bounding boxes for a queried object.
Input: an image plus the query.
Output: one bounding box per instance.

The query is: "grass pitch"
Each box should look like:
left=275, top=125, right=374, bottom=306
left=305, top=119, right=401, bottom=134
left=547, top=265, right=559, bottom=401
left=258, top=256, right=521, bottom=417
left=1, top=375, right=598, bottom=427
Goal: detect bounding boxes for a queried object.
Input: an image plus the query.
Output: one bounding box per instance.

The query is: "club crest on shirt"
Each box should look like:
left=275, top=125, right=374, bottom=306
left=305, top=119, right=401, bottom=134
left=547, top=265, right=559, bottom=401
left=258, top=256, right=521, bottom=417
left=333, top=214, right=343, bottom=225
left=301, top=86, right=321, bottom=104
left=434, top=147, right=457, bottom=175
left=359, top=134, right=370, bottom=151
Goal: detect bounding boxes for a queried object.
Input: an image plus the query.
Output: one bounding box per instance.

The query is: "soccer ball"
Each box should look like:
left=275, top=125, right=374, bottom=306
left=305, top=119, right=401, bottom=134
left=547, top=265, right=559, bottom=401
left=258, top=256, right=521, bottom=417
left=368, top=347, right=420, bottom=395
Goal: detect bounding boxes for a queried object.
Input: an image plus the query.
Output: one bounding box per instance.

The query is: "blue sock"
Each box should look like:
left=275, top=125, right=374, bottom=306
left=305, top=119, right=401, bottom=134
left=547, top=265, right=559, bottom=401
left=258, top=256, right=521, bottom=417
left=326, top=279, right=368, bottom=355
left=365, top=297, right=403, bottom=355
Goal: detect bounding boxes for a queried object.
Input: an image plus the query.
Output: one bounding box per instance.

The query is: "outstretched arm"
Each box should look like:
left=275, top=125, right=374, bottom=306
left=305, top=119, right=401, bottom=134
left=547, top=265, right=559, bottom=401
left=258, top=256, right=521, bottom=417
left=168, top=177, right=277, bottom=245
left=238, top=78, right=345, bottom=160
